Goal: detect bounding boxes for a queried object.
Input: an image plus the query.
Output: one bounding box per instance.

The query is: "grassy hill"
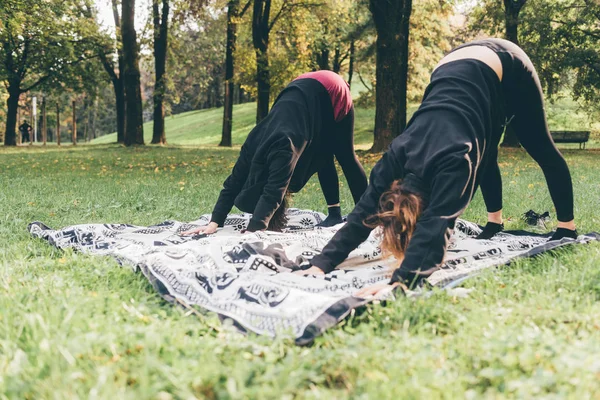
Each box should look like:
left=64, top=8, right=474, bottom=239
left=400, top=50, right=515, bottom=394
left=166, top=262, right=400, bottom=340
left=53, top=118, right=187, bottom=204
left=91, top=96, right=598, bottom=149
left=91, top=103, right=383, bottom=149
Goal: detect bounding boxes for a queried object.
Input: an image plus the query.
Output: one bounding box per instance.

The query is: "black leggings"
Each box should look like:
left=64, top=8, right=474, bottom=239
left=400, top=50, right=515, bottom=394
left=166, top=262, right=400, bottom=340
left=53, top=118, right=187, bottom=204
left=460, top=40, right=575, bottom=222
left=317, top=107, right=368, bottom=206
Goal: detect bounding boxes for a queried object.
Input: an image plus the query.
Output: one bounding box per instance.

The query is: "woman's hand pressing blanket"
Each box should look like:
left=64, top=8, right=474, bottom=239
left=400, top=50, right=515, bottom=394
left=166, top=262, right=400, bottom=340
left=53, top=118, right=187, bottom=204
left=354, top=282, right=402, bottom=299
left=181, top=222, right=218, bottom=236
left=293, top=266, right=325, bottom=276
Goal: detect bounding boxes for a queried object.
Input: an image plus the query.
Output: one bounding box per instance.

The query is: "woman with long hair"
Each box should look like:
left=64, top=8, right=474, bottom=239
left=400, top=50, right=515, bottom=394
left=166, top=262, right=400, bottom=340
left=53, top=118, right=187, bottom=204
left=183, top=70, right=368, bottom=235
left=298, top=38, right=577, bottom=297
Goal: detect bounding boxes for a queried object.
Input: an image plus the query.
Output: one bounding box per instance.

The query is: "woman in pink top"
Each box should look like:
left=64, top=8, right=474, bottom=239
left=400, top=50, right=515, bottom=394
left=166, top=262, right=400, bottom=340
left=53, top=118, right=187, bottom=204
left=184, top=70, right=368, bottom=235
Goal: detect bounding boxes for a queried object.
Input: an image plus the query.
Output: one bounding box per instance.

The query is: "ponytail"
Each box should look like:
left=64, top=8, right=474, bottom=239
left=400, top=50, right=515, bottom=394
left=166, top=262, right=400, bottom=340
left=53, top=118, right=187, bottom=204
left=365, top=180, right=423, bottom=261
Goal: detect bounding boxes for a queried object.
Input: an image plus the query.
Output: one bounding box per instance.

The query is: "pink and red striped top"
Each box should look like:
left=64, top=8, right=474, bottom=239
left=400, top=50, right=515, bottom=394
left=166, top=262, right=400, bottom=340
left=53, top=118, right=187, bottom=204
left=294, top=70, right=352, bottom=122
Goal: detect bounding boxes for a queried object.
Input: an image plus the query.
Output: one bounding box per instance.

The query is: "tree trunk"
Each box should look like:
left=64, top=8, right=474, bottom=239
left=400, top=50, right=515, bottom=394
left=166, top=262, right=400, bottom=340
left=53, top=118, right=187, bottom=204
left=56, top=103, right=61, bottom=146
left=42, top=98, right=47, bottom=145
left=151, top=0, right=169, bottom=145
left=72, top=100, right=77, bottom=145
left=17, top=105, right=21, bottom=145
left=115, top=80, right=126, bottom=143
left=369, top=0, right=412, bottom=152
left=91, top=97, right=98, bottom=140
left=501, top=0, right=527, bottom=148
left=252, top=0, right=271, bottom=124
left=113, top=0, right=126, bottom=143
left=122, top=0, right=145, bottom=146
left=100, top=56, right=126, bottom=143
left=220, top=0, right=239, bottom=147
left=87, top=97, right=94, bottom=142
left=28, top=97, right=33, bottom=145
left=348, top=40, right=355, bottom=89
left=316, top=48, right=330, bottom=70
left=332, top=46, right=342, bottom=74
left=4, top=88, right=20, bottom=146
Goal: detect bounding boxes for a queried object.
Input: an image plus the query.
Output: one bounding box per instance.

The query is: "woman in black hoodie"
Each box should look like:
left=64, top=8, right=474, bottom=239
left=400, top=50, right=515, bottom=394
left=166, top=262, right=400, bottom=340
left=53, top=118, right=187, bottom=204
left=184, top=71, right=368, bottom=235
left=299, top=38, right=577, bottom=297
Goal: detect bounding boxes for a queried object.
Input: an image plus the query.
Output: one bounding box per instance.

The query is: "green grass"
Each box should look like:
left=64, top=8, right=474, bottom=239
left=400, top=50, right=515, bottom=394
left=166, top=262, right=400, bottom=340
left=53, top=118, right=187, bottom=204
left=1, top=140, right=600, bottom=398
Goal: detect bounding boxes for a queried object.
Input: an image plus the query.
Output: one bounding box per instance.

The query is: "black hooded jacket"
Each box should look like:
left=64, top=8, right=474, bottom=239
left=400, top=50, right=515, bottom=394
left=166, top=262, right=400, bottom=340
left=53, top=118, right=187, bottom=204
left=310, top=58, right=506, bottom=285
left=210, top=78, right=353, bottom=231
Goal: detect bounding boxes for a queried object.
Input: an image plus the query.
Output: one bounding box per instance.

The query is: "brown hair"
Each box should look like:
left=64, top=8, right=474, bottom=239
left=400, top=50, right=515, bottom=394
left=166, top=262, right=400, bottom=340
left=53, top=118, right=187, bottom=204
left=365, top=180, right=423, bottom=261
left=267, top=192, right=290, bottom=232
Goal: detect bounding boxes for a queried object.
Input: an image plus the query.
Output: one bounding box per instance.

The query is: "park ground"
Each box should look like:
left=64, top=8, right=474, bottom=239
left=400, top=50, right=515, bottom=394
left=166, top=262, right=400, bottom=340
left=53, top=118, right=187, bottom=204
left=1, top=102, right=600, bottom=398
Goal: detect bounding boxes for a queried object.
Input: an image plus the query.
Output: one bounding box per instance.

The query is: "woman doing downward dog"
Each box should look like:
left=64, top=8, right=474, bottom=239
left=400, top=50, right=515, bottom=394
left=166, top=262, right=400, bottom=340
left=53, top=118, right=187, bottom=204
left=299, top=38, right=577, bottom=296
left=184, top=71, right=368, bottom=235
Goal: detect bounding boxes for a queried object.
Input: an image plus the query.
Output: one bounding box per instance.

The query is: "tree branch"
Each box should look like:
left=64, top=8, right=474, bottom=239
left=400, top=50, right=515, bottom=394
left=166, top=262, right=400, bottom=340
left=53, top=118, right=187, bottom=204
left=339, top=47, right=351, bottom=65
left=583, top=0, right=600, bottom=22
left=357, top=68, right=372, bottom=92
left=112, top=0, right=121, bottom=29
left=240, top=0, right=252, bottom=17
left=99, top=51, right=118, bottom=82
left=551, top=18, right=600, bottom=40
left=584, top=57, right=600, bottom=76
left=161, top=0, right=169, bottom=29
left=17, top=38, right=30, bottom=80
left=268, top=2, right=324, bottom=32
left=22, top=54, right=99, bottom=92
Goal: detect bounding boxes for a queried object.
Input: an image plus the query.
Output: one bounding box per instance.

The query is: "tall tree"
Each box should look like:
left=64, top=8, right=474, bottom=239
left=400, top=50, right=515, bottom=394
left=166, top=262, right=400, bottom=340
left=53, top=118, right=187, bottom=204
left=368, top=0, right=412, bottom=152
left=98, top=0, right=126, bottom=144
left=221, top=0, right=242, bottom=147
left=0, top=0, right=98, bottom=146
left=151, top=0, right=169, bottom=144
left=121, top=0, right=145, bottom=145
left=347, top=40, right=355, bottom=88
left=504, top=0, right=527, bottom=44
left=501, top=0, right=527, bottom=147
left=252, top=0, right=272, bottom=123
left=251, top=0, right=320, bottom=124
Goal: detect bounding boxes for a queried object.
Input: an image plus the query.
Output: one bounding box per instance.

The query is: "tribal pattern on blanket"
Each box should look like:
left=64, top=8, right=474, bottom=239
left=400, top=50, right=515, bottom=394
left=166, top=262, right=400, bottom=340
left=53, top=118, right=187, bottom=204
left=28, top=209, right=599, bottom=344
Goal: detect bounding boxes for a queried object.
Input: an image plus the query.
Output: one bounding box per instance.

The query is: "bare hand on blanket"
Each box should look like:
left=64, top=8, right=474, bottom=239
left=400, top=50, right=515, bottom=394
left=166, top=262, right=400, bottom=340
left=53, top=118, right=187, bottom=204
left=354, top=282, right=401, bottom=299
left=293, top=265, right=325, bottom=276
left=181, top=222, right=218, bottom=236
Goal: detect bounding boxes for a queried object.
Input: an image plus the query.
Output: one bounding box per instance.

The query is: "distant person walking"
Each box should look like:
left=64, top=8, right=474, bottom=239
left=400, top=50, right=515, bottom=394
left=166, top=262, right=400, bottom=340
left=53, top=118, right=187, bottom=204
left=19, top=121, right=32, bottom=143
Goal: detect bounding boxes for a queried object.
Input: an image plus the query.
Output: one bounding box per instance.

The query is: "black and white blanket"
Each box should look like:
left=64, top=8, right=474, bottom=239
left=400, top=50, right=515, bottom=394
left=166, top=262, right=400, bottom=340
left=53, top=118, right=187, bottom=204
left=28, top=209, right=599, bottom=344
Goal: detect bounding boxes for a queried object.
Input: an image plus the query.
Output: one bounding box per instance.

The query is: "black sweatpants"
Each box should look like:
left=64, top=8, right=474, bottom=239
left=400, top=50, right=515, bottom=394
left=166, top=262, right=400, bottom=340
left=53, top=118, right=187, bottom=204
left=317, top=107, right=367, bottom=206
left=455, top=39, right=574, bottom=222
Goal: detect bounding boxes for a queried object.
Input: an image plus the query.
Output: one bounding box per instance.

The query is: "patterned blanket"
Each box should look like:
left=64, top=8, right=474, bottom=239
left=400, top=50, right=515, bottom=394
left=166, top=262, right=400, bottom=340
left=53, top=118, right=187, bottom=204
left=28, top=209, right=599, bottom=344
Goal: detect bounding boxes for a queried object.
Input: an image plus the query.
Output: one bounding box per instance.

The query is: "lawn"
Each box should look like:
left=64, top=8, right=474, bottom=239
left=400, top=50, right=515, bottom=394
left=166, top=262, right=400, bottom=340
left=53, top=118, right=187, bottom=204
left=1, top=136, right=600, bottom=398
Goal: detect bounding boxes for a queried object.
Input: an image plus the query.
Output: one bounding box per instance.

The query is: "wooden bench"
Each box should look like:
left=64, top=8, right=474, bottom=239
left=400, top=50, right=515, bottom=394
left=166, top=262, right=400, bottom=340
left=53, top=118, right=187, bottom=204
left=550, top=130, right=590, bottom=149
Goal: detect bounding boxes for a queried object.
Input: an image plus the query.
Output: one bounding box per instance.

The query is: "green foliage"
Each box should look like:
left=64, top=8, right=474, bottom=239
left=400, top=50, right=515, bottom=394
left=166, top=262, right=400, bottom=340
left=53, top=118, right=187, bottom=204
left=407, top=0, right=454, bottom=101
left=0, top=0, right=106, bottom=93
left=465, top=0, right=600, bottom=115
left=234, top=0, right=322, bottom=100
left=305, top=0, right=369, bottom=71
left=350, top=0, right=457, bottom=107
